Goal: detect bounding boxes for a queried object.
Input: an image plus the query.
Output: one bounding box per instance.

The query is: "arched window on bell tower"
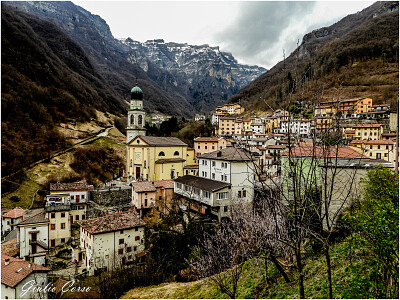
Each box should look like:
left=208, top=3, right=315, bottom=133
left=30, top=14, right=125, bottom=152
left=138, top=115, right=143, bottom=126
left=131, top=115, right=135, bottom=125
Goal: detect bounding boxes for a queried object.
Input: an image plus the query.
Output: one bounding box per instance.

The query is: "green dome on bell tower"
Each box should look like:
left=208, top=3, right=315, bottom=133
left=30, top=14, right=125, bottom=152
left=131, top=84, right=143, bottom=100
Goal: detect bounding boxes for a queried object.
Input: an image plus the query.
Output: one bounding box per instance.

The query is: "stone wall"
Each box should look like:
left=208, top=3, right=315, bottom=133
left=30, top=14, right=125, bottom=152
left=90, top=187, right=131, bottom=206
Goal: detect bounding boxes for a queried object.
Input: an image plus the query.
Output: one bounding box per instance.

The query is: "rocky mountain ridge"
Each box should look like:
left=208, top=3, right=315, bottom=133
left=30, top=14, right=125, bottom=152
left=4, top=1, right=266, bottom=114
left=121, top=38, right=266, bottom=112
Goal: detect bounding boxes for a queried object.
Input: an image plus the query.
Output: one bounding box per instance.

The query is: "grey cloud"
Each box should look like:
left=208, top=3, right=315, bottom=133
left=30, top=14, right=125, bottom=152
left=214, top=1, right=316, bottom=68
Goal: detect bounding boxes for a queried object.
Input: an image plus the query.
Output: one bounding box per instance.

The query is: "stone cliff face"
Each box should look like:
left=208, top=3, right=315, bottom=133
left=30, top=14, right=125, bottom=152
left=122, top=39, right=266, bottom=112
left=4, top=1, right=266, bottom=114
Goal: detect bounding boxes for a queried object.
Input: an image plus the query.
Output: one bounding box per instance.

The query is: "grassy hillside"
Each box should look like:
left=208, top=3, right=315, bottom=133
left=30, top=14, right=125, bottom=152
left=122, top=235, right=374, bottom=299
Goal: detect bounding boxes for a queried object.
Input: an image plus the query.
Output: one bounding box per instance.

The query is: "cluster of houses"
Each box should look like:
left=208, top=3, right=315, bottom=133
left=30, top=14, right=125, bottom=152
left=2, top=85, right=398, bottom=298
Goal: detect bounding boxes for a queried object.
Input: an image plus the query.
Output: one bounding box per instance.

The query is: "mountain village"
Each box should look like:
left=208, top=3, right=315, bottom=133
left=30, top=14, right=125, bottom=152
left=1, top=82, right=398, bottom=298
left=1, top=1, right=399, bottom=299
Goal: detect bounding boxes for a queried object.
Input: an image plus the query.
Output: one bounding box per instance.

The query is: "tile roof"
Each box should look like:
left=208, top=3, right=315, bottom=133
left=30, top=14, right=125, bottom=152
left=1, top=254, right=50, bottom=288
left=50, top=179, right=91, bottom=191
left=174, top=175, right=231, bottom=192
left=1, top=238, right=19, bottom=257
left=198, top=147, right=253, bottom=161
left=77, top=210, right=146, bottom=235
left=132, top=181, right=157, bottom=193
left=155, top=158, right=186, bottom=164
left=282, top=145, right=368, bottom=159
left=153, top=180, right=175, bottom=189
left=18, top=210, right=48, bottom=226
left=2, top=207, right=26, bottom=219
left=183, top=164, right=199, bottom=169
left=350, top=139, right=394, bottom=145
left=53, top=278, right=70, bottom=294
left=345, top=130, right=356, bottom=134
left=194, top=137, right=222, bottom=142
left=353, top=124, right=382, bottom=128
left=266, top=145, right=287, bottom=149
left=138, top=136, right=187, bottom=146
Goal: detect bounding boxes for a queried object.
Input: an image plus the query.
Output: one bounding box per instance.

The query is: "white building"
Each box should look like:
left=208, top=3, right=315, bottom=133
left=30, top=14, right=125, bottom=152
left=49, top=179, right=92, bottom=223
left=1, top=254, right=50, bottom=299
left=198, top=147, right=255, bottom=203
left=278, top=119, right=311, bottom=137
left=194, top=114, right=206, bottom=121
left=211, top=112, right=225, bottom=125
left=76, top=210, right=146, bottom=275
left=17, top=209, right=49, bottom=266
left=250, top=122, right=266, bottom=134
left=1, top=208, right=26, bottom=236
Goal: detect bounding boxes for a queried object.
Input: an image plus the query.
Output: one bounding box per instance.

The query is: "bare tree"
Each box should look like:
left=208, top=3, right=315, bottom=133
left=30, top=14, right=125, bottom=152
left=190, top=220, right=247, bottom=299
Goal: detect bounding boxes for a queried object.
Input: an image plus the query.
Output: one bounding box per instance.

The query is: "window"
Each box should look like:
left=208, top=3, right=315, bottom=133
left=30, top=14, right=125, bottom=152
left=238, top=191, right=242, bottom=198
left=127, top=247, right=132, bottom=252
left=51, top=240, right=55, bottom=247
left=243, top=190, right=247, bottom=197
left=71, top=195, right=75, bottom=200
left=378, top=145, right=380, bottom=149
left=50, top=224, right=56, bottom=230
left=134, top=246, right=137, bottom=251
left=61, top=238, right=65, bottom=243
left=118, top=249, right=123, bottom=255
left=131, top=115, right=135, bottom=125
left=212, top=173, right=215, bottom=179
left=204, top=191, right=210, bottom=198
left=212, top=161, right=216, bottom=167
left=135, top=227, right=138, bottom=231
left=79, top=206, right=85, bottom=210
left=224, top=206, right=228, bottom=212
left=61, top=212, right=65, bottom=218
left=376, top=153, right=381, bottom=159
left=158, top=151, right=165, bottom=156
left=135, top=236, right=140, bottom=241
left=144, top=160, right=146, bottom=168
left=82, top=215, right=85, bottom=220
left=61, top=223, right=66, bottom=229
left=75, top=215, right=79, bottom=221
left=51, top=213, right=55, bottom=219
left=119, top=239, right=124, bottom=245
left=217, top=192, right=228, bottom=200
left=138, top=115, right=143, bottom=126
left=174, top=151, right=179, bottom=156
left=205, top=146, right=208, bottom=149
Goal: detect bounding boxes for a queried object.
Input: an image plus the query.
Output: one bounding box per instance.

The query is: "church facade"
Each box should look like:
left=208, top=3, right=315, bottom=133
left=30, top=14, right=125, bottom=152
left=125, top=84, right=195, bottom=180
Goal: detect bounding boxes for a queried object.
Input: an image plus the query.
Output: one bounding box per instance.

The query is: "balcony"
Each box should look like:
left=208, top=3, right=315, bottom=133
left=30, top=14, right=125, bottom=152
left=44, top=204, right=71, bottom=212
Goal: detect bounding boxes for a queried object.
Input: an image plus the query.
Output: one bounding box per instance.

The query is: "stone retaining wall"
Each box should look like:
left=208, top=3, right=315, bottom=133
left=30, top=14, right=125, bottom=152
left=90, top=187, right=131, bottom=206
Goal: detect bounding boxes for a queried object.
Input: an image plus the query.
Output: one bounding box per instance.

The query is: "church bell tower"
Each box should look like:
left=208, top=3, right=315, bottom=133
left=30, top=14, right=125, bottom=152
left=126, top=83, right=146, bottom=142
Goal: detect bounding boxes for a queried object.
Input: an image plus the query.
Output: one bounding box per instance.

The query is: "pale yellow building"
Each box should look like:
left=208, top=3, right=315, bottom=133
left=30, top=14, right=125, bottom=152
left=350, top=139, right=396, bottom=163
left=126, top=136, right=195, bottom=181
left=314, top=105, right=337, bottom=117
left=353, top=124, right=383, bottom=140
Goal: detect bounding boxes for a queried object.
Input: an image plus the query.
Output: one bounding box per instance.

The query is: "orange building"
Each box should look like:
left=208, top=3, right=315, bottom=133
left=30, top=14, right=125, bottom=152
left=194, top=137, right=227, bottom=157
left=218, top=117, right=236, bottom=136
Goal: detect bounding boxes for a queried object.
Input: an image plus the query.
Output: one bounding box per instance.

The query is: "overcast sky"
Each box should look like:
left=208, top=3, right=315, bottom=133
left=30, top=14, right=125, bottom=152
left=73, top=1, right=375, bottom=69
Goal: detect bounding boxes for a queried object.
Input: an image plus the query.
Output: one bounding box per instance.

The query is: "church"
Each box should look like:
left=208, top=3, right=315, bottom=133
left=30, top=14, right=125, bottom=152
left=126, top=83, right=196, bottom=181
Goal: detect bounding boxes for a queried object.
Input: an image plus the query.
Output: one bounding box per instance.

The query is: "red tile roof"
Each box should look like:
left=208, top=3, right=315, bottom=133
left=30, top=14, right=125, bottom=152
left=132, top=181, right=157, bottom=193
left=2, top=208, right=26, bottom=219
left=77, top=210, right=145, bottom=235
left=1, top=254, right=50, bottom=288
left=353, top=124, right=382, bottom=128
left=153, top=180, right=175, bottom=189
left=1, top=238, right=19, bottom=257
left=282, top=145, right=368, bottom=159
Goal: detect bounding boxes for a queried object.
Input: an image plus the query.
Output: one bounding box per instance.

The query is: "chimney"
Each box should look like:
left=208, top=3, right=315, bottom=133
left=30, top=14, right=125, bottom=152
left=5, top=258, right=10, bottom=266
